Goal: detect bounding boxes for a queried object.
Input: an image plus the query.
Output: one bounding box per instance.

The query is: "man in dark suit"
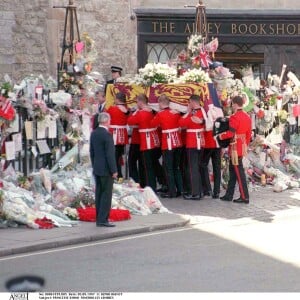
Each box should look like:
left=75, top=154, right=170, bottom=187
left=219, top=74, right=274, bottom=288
left=92, top=88, right=107, bottom=130
left=90, top=112, right=118, bottom=227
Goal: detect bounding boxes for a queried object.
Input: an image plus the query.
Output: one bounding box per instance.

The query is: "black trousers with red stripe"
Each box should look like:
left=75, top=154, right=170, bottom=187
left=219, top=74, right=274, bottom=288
left=186, top=148, right=202, bottom=196
left=225, top=157, right=249, bottom=200
left=162, top=148, right=183, bottom=196
left=140, top=149, right=157, bottom=191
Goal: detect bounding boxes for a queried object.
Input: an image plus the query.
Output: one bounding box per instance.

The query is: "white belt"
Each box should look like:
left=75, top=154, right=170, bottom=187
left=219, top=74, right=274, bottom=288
left=186, top=129, right=204, bottom=133
left=187, top=129, right=203, bottom=150
left=162, top=128, right=180, bottom=150
left=110, top=125, right=127, bottom=129
left=162, top=128, right=179, bottom=134
left=139, top=128, right=157, bottom=133
left=110, top=125, right=127, bottom=144
left=139, top=128, right=157, bottom=149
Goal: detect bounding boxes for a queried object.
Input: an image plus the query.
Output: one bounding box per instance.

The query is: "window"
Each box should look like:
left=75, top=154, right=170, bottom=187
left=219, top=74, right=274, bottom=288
left=147, top=43, right=186, bottom=63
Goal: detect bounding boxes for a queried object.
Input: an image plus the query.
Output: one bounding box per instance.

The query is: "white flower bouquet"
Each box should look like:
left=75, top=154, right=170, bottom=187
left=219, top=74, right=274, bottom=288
left=226, top=78, right=244, bottom=98
left=132, top=63, right=177, bottom=86
left=176, top=68, right=211, bottom=84
left=187, top=34, right=204, bottom=55
left=63, top=207, right=79, bottom=220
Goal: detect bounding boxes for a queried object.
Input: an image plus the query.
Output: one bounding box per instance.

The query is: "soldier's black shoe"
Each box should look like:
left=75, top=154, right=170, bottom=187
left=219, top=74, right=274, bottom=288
left=160, top=193, right=176, bottom=198
left=233, top=198, right=249, bottom=204
left=203, top=191, right=212, bottom=197
left=183, top=194, right=201, bottom=200
left=220, top=195, right=232, bottom=201
left=212, top=193, right=219, bottom=199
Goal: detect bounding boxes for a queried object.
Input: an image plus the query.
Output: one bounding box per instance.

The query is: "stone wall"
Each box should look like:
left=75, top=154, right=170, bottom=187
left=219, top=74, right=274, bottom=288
left=0, top=0, right=300, bottom=82
left=0, top=0, right=51, bottom=81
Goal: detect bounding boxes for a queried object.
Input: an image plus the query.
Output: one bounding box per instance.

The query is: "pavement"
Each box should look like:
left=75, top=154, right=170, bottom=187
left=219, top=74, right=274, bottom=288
left=0, top=184, right=300, bottom=258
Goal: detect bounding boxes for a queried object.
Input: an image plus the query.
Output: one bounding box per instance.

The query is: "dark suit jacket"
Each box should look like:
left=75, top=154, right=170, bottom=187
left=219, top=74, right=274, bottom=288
left=92, top=104, right=106, bottom=130
left=90, top=127, right=117, bottom=176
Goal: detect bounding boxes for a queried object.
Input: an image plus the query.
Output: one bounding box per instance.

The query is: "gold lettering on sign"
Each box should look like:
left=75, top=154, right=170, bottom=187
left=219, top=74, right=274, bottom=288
left=249, top=24, right=258, bottom=35
left=214, top=23, right=221, bottom=35
left=232, top=23, right=237, bottom=34
left=259, top=24, right=266, bottom=34
left=184, top=23, right=192, bottom=34
left=207, top=22, right=213, bottom=34
left=160, top=22, right=168, bottom=32
left=276, top=24, right=285, bottom=35
left=170, top=22, right=175, bottom=33
left=239, top=24, right=248, bottom=34
left=150, top=20, right=300, bottom=36
left=287, top=24, right=296, bottom=35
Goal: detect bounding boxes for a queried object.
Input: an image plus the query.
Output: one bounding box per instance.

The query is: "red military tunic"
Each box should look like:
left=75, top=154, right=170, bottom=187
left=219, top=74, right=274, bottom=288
left=106, top=105, right=129, bottom=145
left=150, top=108, right=182, bottom=151
left=219, top=109, right=251, bottom=157
left=127, top=109, right=160, bottom=151
left=178, top=108, right=205, bottom=149
left=129, top=125, right=140, bottom=145
left=203, top=130, right=218, bottom=148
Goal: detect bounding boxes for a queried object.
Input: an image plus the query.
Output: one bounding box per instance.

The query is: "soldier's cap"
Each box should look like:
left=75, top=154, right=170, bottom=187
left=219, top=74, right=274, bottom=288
left=111, top=66, right=123, bottom=73
left=209, top=61, right=223, bottom=70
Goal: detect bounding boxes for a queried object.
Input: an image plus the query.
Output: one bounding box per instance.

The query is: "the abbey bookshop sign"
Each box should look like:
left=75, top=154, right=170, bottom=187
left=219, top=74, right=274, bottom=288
left=136, top=11, right=300, bottom=44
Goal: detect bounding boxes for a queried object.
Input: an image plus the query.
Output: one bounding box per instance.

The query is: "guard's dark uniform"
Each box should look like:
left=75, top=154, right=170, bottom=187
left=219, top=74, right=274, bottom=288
left=151, top=108, right=183, bottom=198
left=201, top=128, right=222, bottom=198
left=179, top=108, right=206, bottom=198
left=219, top=109, right=252, bottom=201
left=128, top=125, right=141, bottom=184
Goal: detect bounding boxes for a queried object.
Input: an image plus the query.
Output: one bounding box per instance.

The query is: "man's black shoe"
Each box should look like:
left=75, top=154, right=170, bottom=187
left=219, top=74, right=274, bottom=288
left=203, top=191, right=212, bottom=197
left=212, top=193, right=219, bottom=199
left=220, top=195, right=232, bottom=201
left=176, top=191, right=183, bottom=197
left=160, top=193, right=176, bottom=198
left=183, top=194, right=201, bottom=200
left=233, top=198, right=249, bottom=204
left=97, top=222, right=116, bottom=227
left=156, top=187, right=168, bottom=193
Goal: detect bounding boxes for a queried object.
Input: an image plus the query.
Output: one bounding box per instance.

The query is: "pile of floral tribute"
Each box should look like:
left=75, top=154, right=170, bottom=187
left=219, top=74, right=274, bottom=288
left=0, top=145, right=169, bottom=229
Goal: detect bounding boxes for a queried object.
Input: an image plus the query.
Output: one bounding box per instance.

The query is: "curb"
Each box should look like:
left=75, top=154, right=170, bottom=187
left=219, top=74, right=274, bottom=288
left=0, top=218, right=190, bottom=258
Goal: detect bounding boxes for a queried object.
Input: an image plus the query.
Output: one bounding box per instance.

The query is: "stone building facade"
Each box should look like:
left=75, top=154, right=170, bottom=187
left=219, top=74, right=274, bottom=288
left=0, top=0, right=300, bottom=82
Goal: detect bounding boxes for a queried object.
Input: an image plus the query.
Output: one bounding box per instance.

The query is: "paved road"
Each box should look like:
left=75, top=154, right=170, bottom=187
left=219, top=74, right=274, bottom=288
left=1, top=225, right=299, bottom=292
left=1, top=185, right=299, bottom=292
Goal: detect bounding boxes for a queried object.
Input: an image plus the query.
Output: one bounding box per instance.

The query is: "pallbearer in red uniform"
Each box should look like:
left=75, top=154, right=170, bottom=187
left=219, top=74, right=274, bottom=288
left=218, top=96, right=252, bottom=204
left=200, top=104, right=224, bottom=199
left=127, top=94, right=160, bottom=191
left=150, top=94, right=183, bottom=198
left=128, top=121, right=141, bottom=184
left=106, top=92, right=129, bottom=179
left=179, top=94, right=206, bottom=200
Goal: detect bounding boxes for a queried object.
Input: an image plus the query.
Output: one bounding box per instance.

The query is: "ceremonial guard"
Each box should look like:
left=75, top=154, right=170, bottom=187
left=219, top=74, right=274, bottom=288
left=127, top=121, right=141, bottom=184
left=179, top=94, right=206, bottom=200
left=105, top=66, right=122, bottom=94
left=200, top=104, right=224, bottom=199
left=150, top=94, right=183, bottom=198
left=127, top=94, right=160, bottom=191
left=218, top=96, right=252, bottom=204
left=106, top=92, right=129, bottom=179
